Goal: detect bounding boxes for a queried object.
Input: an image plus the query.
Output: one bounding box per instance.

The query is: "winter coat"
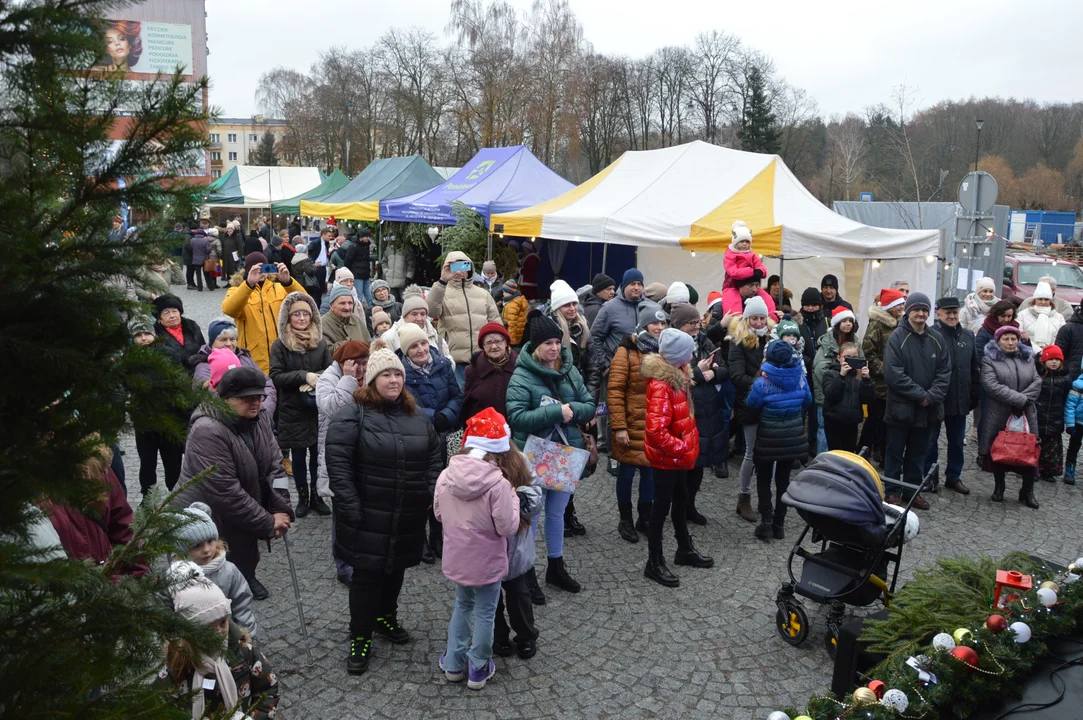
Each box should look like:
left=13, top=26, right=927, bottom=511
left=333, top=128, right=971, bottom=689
left=813, top=330, right=864, bottom=405
left=1036, top=369, right=1069, bottom=437
left=933, top=320, right=979, bottom=418
left=191, top=344, right=277, bottom=416
left=154, top=317, right=206, bottom=375
left=581, top=292, right=607, bottom=327
left=315, top=361, right=358, bottom=498
left=502, top=295, right=529, bottom=345
left=641, top=354, right=700, bottom=470
left=43, top=468, right=135, bottom=575
left=506, top=345, right=595, bottom=452
left=180, top=231, right=194, bottom=265
left=221, top=271, right=307, bottom=373
left=1017, top=301, right=1065, bottom=351
left=1064, top=374, right=1083, bottom=429
left=428, top=260, right=501, bottom=364
left=822, top=361, right=875, bottom=425
left=173, top=407, right=294, bottom=570
left=550, top=307, right=599, bottom=397
left=1056, top=306, right=1083, bottom=380
left=978, top=341, right=1040, bottom=456
left=796, top=309, right=827, bottom=390
left=728, top=319, right=769, bottom=425
left=506, top=485, right=544, bottom=580
left=325, top=396, right=443, bottom=574
left=380, top=317, right=454, bottom=368
left=221, top=228, right=244, bottom=276
left=862, top=305, right=897, bottom=400
left=290, top=253, right=319, bottom=292
left=205, top=233, right=222, bottom=263
left=607, top=335, right=652, bottom=466
left=589, top=287, right=642, bottom=368
left=433, top=454, right=521, bottom=587
left=269, top=295, right=333, bottom=449
left=190, top=233, right=209, bottom=265
left=722, top=248, right=767, bottom=290
left=371, top=297, right=403, bottom=323
left=462, top=349, right=518, bottom=420
left=381, top=243, right=415, bottom=289
left=399, top=346, right=463, bottom=430
left=342, top=237, right=373, bottom=280
left=823, top=295, right=854, bottom=315
left=884, top=319, right=952, bottom=428
left=243, top=232, right=263, bottom=258
left=746, top=355, right=812, bottom=463
left=690, top=331, right=730, bottom=469
left=962, top=291, right=997, bottom=334
left=473, top=274, right=504, bottom=306
left=133, top=265, right=170, bottom=301
left=202, top=551, right=258, bottom=637
left=152, top=621, right=279, bottom=720
left=321, top=309, right=371, bottom=348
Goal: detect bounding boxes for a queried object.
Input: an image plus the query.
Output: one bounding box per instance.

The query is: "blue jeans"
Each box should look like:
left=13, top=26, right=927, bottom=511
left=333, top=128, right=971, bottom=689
left=925, top=415, right=966, bottom=483
left=616, top=464, right=654, bottom=504
left=454, top=363, right=466, bottom=389
left=355, top=278, right=373, bottom=307
left=816, top=406, right=828, bottom=454
left=532, top=489, right=571, bottom=558
left=444, top=580, right=502, bottom=673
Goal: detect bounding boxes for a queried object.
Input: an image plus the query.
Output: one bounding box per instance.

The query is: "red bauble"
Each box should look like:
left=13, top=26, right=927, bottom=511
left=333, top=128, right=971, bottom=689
left=951, top=645, right=979, bottom=668
left=867, top=680, right=886, bottom=699
left=986, top=614, right=1009, bottom=634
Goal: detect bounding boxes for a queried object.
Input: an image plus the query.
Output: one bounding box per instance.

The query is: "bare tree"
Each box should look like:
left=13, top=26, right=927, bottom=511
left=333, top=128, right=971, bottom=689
left=826, top=114, right=868, bottom=201
left=686, top=30, right=738, bottom=145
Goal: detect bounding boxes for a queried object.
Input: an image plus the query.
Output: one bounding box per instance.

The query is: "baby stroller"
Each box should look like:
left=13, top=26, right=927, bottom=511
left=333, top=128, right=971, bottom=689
left=773, top=450, right=932, bottom=658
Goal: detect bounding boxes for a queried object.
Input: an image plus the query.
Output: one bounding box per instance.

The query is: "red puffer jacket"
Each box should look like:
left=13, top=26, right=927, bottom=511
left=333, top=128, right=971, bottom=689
left=640, top=354, right=699, bottom=470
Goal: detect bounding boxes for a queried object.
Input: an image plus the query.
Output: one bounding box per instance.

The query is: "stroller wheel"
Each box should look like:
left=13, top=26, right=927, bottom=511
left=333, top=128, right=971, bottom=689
left=824, top=627, right=840, bottom=660
left=775, top=602, right=809, bottom=646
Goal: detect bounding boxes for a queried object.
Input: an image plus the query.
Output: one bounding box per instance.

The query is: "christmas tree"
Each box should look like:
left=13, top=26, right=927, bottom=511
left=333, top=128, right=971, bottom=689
left=250, top=130, right=279, bottom=166
left=737, top=66, right=781, bottom=155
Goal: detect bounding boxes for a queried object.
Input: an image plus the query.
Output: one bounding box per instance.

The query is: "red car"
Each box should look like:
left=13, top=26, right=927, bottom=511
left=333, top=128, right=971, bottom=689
left=1001, top=253, right=1083, bottom=307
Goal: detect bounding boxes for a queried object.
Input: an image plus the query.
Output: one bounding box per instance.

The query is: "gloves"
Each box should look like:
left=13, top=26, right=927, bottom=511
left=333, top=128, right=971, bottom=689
left=751, top=268, right=764, bottom=282
left=432, top=414, right=451, bottom=433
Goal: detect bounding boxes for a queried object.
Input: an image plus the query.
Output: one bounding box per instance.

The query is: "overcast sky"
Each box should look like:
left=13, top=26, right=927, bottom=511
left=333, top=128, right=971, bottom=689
left=207, top=0, right=1082, bottom=120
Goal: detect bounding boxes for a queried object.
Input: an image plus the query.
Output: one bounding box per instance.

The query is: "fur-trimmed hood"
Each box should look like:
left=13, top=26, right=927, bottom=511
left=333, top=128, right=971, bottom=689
left=640, top=352, right=693, bottom=391
left=867, top=304, right=899, bottom=329
left=984, top=338, right=1034, bottom=363
left=277, top=292, right=322, bottom=351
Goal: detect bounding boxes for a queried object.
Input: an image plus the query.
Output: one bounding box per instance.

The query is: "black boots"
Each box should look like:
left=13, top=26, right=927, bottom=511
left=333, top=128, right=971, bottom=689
left=346, top=636, right=372, bottom=675
left=1018, top=478, right=1040, bottom=509
left=635, top=502, right=652, bottom=534
left=645, top=547, right=679, bottom=587
left=309, top=481, right=331, bottom=516
left=674, top=535, right=714, bottom=568
left=563, top=497, right=586, bottom=536
left=755, top=512, right=773, bottom=540
left=618, top=503, right=639, bottom=543
left=295, top=483, right=310, bottom=518
left=374, top=616, right=410, bottom=644
left=772, top=507, right=787, bottom=540
left=992, top=473, right=1006, bottom=502
left=545, top=556, right=581, bottom=593
left=713, top=463, right=728, bottom=479
left=525, top=567, right=546, bottom=605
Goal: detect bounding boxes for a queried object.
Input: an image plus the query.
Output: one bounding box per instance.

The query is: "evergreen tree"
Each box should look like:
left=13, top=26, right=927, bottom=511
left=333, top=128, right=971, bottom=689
left=250, top=130, right=279, bottom=166
left=0, top=2, right=224, bottom=716
left=737, top=66, right=781, bottom=155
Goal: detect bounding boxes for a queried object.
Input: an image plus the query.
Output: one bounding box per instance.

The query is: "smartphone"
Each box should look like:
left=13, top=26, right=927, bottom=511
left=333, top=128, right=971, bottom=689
left=260, top=263, right=277, bottom=275
left=450, top=260, right=472, bottom=273
left=845, top=357, right=866, bottom=370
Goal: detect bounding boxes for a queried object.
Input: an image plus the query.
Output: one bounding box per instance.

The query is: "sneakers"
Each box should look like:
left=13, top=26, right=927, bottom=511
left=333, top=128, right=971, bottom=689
left=347, top=637, right=372, bottom=675
left=439, top=652, right=465, bottom=683
left=467, top=658, right=496, bottom=690
left=374, top=616, right=410, bottom=644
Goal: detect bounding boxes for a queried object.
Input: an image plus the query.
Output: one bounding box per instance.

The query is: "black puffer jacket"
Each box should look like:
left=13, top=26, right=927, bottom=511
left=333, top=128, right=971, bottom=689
left=728, top=326, right=767, bottom=425
left=691, top=331, right=729, bottom=468
left=325, top=397, right=442, bottom=574
left=269, top=293, right=333, bottom=449
left=822, top=361, right=875, bottom=425
left=1036, top=369, right=1069, bottom=437
left=154, top=317, right=205, bottom=375
left=342, top=237, right=372, bottom=280
left=1055, top=306, right=1083, bottom=379
left=934, top=320, right=980, bottom=417
left=884, top=319, right=951, bottom=428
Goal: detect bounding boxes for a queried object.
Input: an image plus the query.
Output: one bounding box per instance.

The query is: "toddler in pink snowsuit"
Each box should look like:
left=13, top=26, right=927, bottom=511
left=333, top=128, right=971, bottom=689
left=722, top=224, right=778, bottom=317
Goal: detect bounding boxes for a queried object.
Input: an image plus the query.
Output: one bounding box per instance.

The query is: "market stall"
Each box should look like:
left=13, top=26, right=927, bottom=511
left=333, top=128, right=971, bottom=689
left=299, top=155, right=444, bottom=221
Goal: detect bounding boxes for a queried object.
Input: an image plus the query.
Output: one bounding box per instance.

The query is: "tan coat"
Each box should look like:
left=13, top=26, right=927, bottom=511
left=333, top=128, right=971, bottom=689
left=428, top=251, right=500, bottom=364
left=607, top=335, right=651, bottom=466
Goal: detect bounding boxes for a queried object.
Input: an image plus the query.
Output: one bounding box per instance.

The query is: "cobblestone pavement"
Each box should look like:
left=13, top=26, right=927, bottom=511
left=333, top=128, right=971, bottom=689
left=120, top=283, right=1083, bottom=719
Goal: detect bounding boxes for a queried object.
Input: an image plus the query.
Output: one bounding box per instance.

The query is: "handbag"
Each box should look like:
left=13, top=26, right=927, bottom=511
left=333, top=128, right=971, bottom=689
left=202, top=257, right=216, bottom=273
left=524, top=425, right=591, bottom=494
left=445, top=427, right=464, bottom=460
left=581, top=431, right=599, bottom=476
left=990, top=414, right=1040, bottom=468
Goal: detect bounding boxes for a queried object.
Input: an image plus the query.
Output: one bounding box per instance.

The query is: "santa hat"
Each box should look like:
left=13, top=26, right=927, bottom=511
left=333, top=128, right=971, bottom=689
left=706, top=291, right=723, bottom=310
left=831, top=306, right=856, bottom=327
left=878, top=288, right=905, bottom=311
left=461, top=407, right=512, bottom=455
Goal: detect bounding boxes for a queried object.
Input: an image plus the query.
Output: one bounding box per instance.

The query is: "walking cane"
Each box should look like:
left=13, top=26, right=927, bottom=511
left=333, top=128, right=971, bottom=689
left=282, top=530, right=313, bottom=668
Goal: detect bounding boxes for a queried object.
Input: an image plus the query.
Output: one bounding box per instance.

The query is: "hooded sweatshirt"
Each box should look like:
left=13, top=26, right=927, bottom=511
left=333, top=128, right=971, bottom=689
left=433, top=454, right=521, bottom=587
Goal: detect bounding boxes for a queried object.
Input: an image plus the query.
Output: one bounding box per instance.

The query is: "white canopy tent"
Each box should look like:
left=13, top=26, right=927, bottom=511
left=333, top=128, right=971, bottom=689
left=205, top=166, right=324, bottom=208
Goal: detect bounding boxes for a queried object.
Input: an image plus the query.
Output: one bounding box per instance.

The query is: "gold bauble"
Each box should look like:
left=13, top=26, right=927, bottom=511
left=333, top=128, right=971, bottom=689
left=852, top=687, right=878, bottom=705
left=952, top=628, right=974, bottom=644
left=1069, top=563, right=1077, bottom=573
left=1039, top=580, right=1061, bottom=593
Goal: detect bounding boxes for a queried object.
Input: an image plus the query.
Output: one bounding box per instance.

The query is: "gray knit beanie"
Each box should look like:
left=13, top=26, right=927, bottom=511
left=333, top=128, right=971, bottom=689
left=176, top=502, right=218, bottom=550
left=659, top=327, right=695, bottom=367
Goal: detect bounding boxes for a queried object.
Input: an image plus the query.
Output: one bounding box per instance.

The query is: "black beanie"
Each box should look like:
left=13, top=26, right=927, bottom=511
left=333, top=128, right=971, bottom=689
left=801, top=287, right=823, bottom=306
left=152, top=294, right=184, bottom=318
left=591, top=273, right=616, bottom=294
left=527, top=308, right=563, bottom=349
left=820, top=274, right=839, bottom=290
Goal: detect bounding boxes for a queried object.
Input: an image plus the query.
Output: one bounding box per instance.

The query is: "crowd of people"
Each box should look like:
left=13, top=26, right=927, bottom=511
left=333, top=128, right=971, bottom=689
left=52, top=216, right=1083, bottom=710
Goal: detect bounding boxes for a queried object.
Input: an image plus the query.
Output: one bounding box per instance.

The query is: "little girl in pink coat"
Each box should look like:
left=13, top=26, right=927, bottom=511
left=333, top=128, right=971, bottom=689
left=722, top=222, right=778, bottom=317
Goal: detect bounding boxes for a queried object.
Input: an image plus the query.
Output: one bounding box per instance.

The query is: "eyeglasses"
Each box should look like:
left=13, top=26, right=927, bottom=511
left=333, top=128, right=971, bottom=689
left=290, top=310, right=311, bottom=317
left=483, top=338, right=507, bottom=348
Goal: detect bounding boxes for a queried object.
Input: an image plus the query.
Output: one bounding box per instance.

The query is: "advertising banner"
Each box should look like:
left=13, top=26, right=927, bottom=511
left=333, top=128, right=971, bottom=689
left=93, top=20, right=193, bottom=77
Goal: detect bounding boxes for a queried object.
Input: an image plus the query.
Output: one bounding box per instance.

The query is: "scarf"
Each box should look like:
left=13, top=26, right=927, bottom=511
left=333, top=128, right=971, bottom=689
left=982, top=314, right=1016, bottom=336
left=406, top=353, right=434, bottom=376
left=636, top=330, right=659, bottom=355
left=487, top=348, right=511, bottom=369
left=190, top=645, right=238, bottom=720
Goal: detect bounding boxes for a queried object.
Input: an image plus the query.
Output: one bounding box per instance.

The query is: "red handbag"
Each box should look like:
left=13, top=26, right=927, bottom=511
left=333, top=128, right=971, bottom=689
left=989, top=414, right=1040, bottom=468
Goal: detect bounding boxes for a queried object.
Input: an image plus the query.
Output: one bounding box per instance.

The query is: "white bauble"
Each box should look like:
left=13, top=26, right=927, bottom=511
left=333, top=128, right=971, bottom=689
left=1037, top=587, right=1058, bottom=607
left=881, top=688, right=909, bottom=712
left=766, top=713, right=790, bottom=720
left=931, top=632, right=956, bottom=651
left=1009, top=621, right=1032, bottom=643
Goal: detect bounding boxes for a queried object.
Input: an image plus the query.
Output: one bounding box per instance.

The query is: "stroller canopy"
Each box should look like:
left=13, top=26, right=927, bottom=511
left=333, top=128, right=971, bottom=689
left=782, top=451, right=886, bottom=542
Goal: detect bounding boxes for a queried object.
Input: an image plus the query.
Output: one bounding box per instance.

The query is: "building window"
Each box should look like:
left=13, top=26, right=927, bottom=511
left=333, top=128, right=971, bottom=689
left=209, top=133, right=220, bottom=143
left=210, top=151, right=221, bottom=161
left=212, top=169, right=222, bottom=179
left=250, top=133, right=258, bottom=142
left=227, top=133, right=237, bottom=143
left=228, top=152, right=238, bottom=161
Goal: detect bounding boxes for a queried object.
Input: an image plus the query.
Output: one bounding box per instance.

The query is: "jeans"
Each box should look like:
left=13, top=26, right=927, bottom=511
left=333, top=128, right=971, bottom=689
left=291, top=444, right=318, bottom=492
left=494, top=574, right=537, bottom=644
left=109, top=444, right=126, bottom=494
left=134, top=430, right=184, bottom=493
left=885, top=423, right=934, bottom=497
left=616, top=464, right=654, bottom=505
left=454, top=363, right=467, bottom=389
left=824, top=422, right=859, bottom=453
left=816, top=406, right=828, bottom=454
left=349, top=567, right=406, bottom=638
left=738, top=424, right=759, bottom=494
left=355, top=278, right=373, bottom=307
left=444, top=580, right=502, bottom=673
left=924, top=415, right=966, bottom=482
left=533, top=489, right=571, bottom=558
left=755, top=459, right=794, bottom=520
left=648, top=468, right=688, bottom=551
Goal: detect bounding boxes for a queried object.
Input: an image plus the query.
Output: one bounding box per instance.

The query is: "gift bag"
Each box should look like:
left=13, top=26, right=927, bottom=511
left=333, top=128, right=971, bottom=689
left=990, top=414, right=1040, bottom=468
left=524, top=425, right=591, bottom=494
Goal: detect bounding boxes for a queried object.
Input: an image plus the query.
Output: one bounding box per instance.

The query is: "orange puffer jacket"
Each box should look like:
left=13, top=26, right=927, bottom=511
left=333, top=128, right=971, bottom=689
left=641, top=353, right=699, bottom=470
left=607, top=334, right=650, bottom=466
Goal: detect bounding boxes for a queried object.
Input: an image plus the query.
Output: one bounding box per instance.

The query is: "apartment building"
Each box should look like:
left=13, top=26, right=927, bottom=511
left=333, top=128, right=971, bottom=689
left=208, top=115, right=294, bottom=178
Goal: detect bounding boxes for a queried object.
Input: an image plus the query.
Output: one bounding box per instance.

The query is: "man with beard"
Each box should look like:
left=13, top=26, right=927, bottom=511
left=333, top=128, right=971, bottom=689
left=820, top=274, right=853, bottom=315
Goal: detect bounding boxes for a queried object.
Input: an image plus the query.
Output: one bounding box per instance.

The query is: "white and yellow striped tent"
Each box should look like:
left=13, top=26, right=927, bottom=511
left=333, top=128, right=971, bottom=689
left=489, top=141, right=938, bottom=259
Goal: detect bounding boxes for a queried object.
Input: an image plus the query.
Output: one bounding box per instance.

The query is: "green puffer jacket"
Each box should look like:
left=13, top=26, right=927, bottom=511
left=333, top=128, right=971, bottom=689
left=506, top=344, right=596, bottom=451
left=812, top=330, right=864, bottom=405
left=862, top=305, right=898, bottom=400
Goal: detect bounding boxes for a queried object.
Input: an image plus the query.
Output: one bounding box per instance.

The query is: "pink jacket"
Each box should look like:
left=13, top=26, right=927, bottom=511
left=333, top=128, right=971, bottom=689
left=722, top=248, right=767, bottom=290
left=433, top=454, right=521, bottom=587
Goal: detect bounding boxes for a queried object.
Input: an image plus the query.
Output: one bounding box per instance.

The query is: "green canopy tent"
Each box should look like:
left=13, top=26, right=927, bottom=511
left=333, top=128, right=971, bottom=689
left=271, top=168, right=351, bottom=215
left=299, top=155, right=443, bottom=221
left=204, top=166, right=325, bottom=208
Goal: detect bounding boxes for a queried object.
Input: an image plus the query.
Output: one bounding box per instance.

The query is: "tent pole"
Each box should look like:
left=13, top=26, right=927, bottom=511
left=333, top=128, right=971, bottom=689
left=487, top=233, right=493, bottom=261
left=377, top=222, right=383, bottom=277
left=602, top=243, right=608, bottom=275
left=778, top=256, right=785, bottom=315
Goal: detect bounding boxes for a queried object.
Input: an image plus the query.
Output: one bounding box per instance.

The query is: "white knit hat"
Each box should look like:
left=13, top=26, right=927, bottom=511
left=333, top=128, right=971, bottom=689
left=335, top=267, right=354, bottom=283
left=977, top=276, right=996, bottom=292
left=665, top=281, right=690, bottom=305
left=1033, top=281, right=1053, bottom=300
left=364, top=347, right=405, bottom=386
left=170, top=561, right=231, bottom=625
left=731, top=220, right=747, bottom=235
left=397, top=322, right=428, bottom=353
left=549, top=280, right=578, bottom=310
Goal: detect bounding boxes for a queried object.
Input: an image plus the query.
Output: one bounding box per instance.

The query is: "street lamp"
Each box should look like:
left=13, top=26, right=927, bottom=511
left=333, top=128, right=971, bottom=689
left=974, top=119, right=984, bottom=172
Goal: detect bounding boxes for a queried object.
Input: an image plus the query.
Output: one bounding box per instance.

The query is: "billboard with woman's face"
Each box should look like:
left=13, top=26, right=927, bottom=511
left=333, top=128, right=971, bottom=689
left=93, top=19, right=193, bottom=76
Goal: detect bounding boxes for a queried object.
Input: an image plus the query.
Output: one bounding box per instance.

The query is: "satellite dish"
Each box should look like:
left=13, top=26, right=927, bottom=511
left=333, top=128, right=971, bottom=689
left=958, top=171, right=998, bottom=214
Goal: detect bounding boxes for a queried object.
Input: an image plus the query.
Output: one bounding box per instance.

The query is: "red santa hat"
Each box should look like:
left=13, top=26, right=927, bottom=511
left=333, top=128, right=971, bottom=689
left=707, top=291, right=723, bottom=310
left=327, top=215, right=337, bottom=227
left=878, top=288, right=905, bottom=311
left=831, top=306, right=856, bottom=327
left=461, top=407, right=511, bottom=454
